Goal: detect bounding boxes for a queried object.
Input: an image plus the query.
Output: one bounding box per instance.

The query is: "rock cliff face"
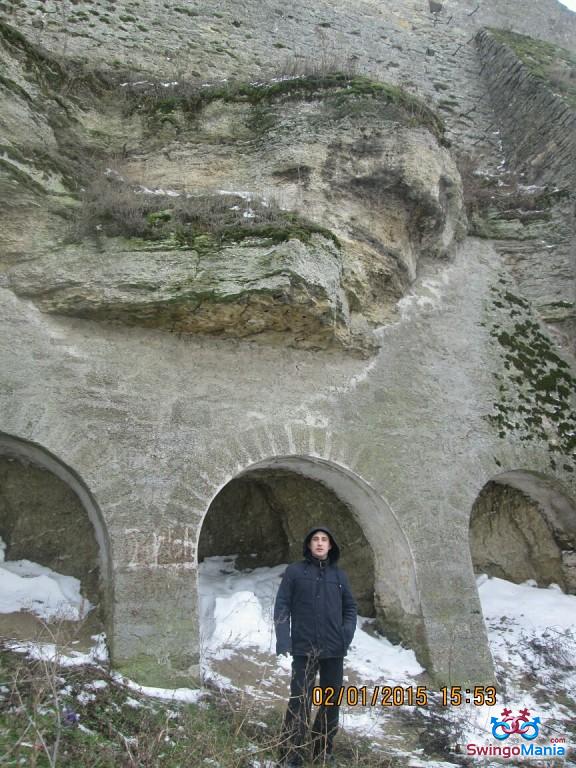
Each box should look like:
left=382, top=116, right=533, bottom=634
left=476, top=30, right=576, bottom=189
left=0, top=0, right=575, bottom=690
left=0, top=31, right=465, bottom=353
left=474, top=29, right=576, bottom=342
left=471, top=479, right=576, bottom=594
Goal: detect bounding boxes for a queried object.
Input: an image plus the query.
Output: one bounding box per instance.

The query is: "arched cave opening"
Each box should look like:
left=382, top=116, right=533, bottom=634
left=196, top=456, right=425, bottom=690
left=0, top=454, right=106, bottom=643
left=198, top=467, right=375, bottom=617
left=470, top=472, right=576, bottom=594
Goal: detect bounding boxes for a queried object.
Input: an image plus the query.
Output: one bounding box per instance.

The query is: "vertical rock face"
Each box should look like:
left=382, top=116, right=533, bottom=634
left=471, top=481, right=576, bottom=593
left=0, top=0, right=575, bottom=690
left=0, top=458, right=101, bottom=605
left=475, top=29, right=576, bottom=346
left=0, top=40, right=466, bottom=353
left=475, top=30, right=576, bottom=190
left=199, top=471, right=375, bottom=615
left=454, top=0, right=576, bottom=54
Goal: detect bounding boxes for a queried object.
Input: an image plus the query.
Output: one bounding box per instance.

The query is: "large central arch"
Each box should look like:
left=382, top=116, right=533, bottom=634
left=196, top=454, right=425, bottom=668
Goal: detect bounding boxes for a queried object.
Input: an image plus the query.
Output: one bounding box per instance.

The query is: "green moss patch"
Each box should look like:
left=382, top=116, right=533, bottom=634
left=126, top=72, right=444, bottom=141
left=489, top=28, right=576, bottom=109
left=485, top=281, right=576, bottom=469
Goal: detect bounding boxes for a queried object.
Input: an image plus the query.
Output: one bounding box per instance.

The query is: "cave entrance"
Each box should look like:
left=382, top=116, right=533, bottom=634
left=470, top=470, right=576, bottom=593
left=198, top=466, right=375, bottom=615
left=197, top=455, right=424, bottom=686
left=197, top=458, right=375, bottom=691
left=0, top=433, right=112, bottom=650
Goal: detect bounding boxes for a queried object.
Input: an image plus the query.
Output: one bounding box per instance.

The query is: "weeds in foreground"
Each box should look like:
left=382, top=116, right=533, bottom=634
left=0, top=642, right=276, bottom=767
left=0, top=642, right=406, bottom=767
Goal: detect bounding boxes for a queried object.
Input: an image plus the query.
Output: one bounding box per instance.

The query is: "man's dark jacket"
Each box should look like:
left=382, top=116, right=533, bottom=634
left=274, top=526, right=357, bottom=658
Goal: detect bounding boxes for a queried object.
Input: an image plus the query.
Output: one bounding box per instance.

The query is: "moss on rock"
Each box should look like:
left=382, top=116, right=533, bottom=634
left=489, top=28, right=576, bottom=109
left=486, top=280, right=576, bottom=468
left=128, top=72, right=445, bottom=142
left=73, top=180, right=341, bottom=250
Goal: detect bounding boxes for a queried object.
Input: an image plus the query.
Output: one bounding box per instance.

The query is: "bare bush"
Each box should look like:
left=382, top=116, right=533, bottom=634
left=456, top=152, right=566, bottom=222
left=527, top=626, right=576, bottom=671
left=277, top=51, right=359, bottom=80
left=70, top=170, right=340, bottom=248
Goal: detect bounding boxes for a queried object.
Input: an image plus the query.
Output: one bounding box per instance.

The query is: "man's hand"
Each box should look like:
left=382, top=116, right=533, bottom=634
left=276, top=641, right=291, bottom=657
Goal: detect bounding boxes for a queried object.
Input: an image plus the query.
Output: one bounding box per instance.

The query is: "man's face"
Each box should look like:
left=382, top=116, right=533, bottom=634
left=309, top=531, right=332, bottom=560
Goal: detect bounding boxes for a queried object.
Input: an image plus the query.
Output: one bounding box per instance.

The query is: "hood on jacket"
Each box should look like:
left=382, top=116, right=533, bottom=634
left=302, top=525, right=340, bottom=564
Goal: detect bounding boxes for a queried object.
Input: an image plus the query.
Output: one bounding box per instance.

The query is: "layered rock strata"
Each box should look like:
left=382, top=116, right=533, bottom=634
left=0, top=31, right=466, bottom=354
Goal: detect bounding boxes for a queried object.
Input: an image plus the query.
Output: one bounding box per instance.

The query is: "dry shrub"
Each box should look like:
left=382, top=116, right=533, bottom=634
left=277, top=51, right=359, bottom=80
left=455, top=152, right=566, bottom=220
left=70, top=170, right=340, bottom=248
left=73, top=174, right=274, bottom=241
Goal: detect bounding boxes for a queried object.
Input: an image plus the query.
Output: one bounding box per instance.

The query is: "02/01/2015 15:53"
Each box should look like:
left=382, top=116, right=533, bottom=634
left=311, top=685, right=497, bottom=707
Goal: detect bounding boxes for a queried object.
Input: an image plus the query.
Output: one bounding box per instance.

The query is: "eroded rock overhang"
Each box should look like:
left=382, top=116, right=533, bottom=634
left=0, top=26, right=466, bottom=355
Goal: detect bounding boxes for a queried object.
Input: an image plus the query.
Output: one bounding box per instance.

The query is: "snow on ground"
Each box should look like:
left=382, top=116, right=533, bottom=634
left=198, top=556, right=429, bottom=754
left=416, top=575, right=576, bottom=754
left=199, top=557, right=282, bottom=658
left=0, top=537, right=92, bottom=621
left=6, top=633, right=109, bottom=667
left=109, top=672, right=203, bottom=704
left=2, top=541, right=575, bottom=758
left=456, top=575, right=576, bottom=741
left=0, top=538, right=203, bottom=703
left=347, top=616, right=423, bottom=680
left=198, top=556, right=423, bottom=685
left=198, top=557, right=576, bottom=759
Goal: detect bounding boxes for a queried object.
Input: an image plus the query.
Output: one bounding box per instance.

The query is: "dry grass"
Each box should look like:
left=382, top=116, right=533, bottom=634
left=455, top=152, right=569, bottom=222
left=70, top=170, right=341, bottom=249
left=0, top=638, right=409, bottom=767
left=119, top=66, right=444, bottom=142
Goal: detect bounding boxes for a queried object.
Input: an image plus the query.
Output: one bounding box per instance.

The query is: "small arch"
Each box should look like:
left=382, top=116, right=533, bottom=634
left=0, top=431, right=113, bottom=638
left=470, top=469, right=576, bottom=593
left=197, top=454, right=425, bottom=666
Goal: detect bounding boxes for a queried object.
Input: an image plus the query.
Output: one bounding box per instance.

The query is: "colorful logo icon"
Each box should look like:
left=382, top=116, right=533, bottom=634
left=490, top=708, right=540, bottom=741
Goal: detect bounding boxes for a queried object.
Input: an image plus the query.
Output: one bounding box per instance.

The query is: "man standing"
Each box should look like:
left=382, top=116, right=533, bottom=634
left=274, top=526, right=357, bottom=767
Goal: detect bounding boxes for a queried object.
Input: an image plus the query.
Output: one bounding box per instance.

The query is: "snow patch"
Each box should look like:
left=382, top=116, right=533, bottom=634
left=109, top=671, right=202, bottom=703
left=7, top=633, right=108, bottom=667
left=198, top=556, right=423, bottom=683
left=0, top=539, right=92, bottom=621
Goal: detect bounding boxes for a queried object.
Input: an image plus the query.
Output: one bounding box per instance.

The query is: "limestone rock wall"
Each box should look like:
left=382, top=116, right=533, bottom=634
left=1, top=0, right=576, bottom=688
left=448, top=0, right=576, bottom=54
left=0, top=23, right=466, bottom=356
left=199, top=471, right=376, bottom=615
left=475, top=30, right=576, bottom=190
left=475, top=29, right=576, bottom=348
left=471, top=481, right=576, bottom=593
left=0, top=457, right=101, bottom=605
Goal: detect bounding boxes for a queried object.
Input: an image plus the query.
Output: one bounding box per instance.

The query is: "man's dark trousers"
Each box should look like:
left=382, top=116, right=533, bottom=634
left=281, top=654, right=343, bottom=765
